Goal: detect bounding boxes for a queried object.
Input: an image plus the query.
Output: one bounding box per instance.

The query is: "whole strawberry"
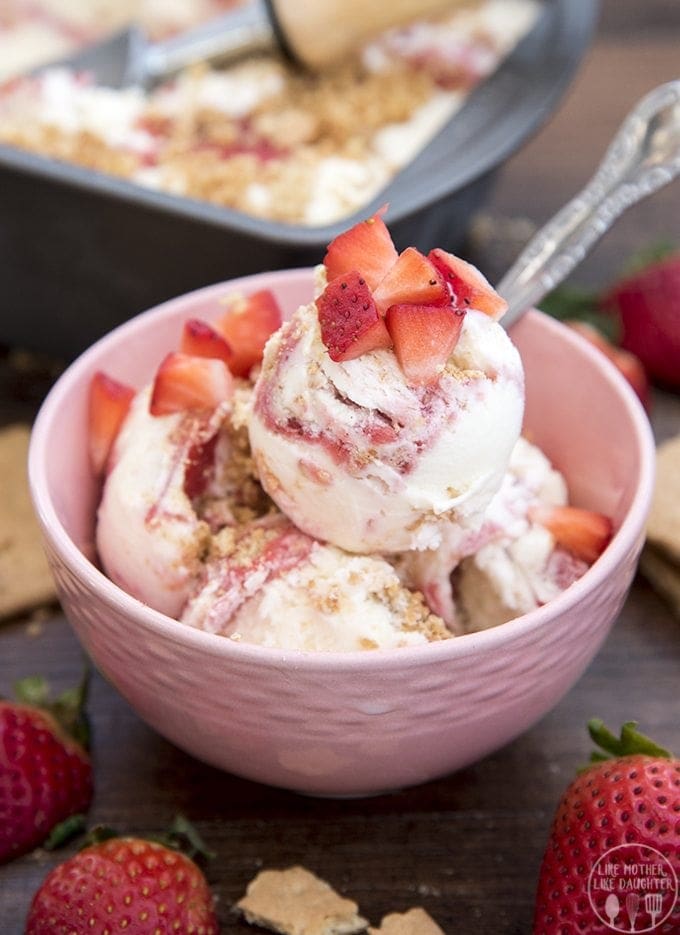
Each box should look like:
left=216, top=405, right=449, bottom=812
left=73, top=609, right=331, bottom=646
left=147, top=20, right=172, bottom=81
left=26, top=836, right=219, bottom=934
left=533, top=721, right=680, bottom=934
left=603, top=251, right=680, bottom=389
left=0, top=675, right=92, bottom=863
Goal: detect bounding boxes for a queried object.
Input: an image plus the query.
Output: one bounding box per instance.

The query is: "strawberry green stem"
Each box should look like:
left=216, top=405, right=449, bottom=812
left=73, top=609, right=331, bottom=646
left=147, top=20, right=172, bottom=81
left=14, top=668, right=91, bottom=751
left=153, top=815, right=216, bottom=863
left=43, top=814, right=88, bottom=851
left=80, top=816, right=216, bottom=864
left=588, top=718, right=672, bottom=763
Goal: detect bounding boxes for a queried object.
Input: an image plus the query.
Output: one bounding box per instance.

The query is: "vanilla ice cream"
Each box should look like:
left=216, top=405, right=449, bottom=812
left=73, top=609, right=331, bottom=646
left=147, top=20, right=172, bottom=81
left=96, top=384, right=263, bottom=617
left=181, top=515, right=448, bottom=651
left=396, top=437, right=586, bottom=632
left=248, top=295, right=524, bottom=555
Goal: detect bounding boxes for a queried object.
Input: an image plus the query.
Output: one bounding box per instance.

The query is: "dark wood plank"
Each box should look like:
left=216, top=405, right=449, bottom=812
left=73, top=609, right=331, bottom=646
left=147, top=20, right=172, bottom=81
left=1, top=0, right=680, bottom=930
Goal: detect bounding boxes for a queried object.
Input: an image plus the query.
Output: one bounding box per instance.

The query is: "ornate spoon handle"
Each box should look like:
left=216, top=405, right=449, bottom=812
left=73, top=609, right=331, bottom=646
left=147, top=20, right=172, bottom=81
left=497, top=81, right=680, bottom=328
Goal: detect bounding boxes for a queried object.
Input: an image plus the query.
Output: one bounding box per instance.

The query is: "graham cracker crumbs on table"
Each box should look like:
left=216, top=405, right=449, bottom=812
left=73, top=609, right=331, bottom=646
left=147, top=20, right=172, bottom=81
left=646, top=434, right=680, bottom=565
left=368, top=908, right=445, bottom=935
left=236, top=865, right=368, bottom=935
left=0, top=425, right=57, bottom=619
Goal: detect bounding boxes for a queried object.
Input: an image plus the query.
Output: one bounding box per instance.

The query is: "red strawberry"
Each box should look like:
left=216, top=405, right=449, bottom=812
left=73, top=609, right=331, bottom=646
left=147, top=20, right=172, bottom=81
left=603, top=252, right=680, bottom=389
left=0, top=676, right=92, bottom=864
left=316, top=271, right=392, bottom=362
left=88, top=371, right=135, bottom=476
left=429, top=247, right=508, bottom=319
left=181, top=318, right=234, bottom=367
left=372, top=247, right=449, bottom=315
left=215, top=289, right=282, bottom=377
left=26, top=837, right=218, bottom=934
left=385, top=303, right=466, bottom=385
left=566, top=321, right=650, bottom=410
left=534, top=720, right=680, bottom=934
left=530, top=504, right=613, bottom=565
left=323, top=208, right=399, bottom=291
left=149, top=352, right=234, bottom=416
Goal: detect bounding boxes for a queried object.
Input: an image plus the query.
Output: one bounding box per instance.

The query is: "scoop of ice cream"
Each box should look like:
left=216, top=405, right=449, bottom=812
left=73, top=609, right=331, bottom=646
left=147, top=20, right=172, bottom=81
left=181, top=515, right=448, bottom=651
left=454, top=537, right=587, bottom=632
left=96, top=384, right=262, bottom=617
left=396, top=436, right=584, bottom=632
left=248, top=297, right=524, bottom=554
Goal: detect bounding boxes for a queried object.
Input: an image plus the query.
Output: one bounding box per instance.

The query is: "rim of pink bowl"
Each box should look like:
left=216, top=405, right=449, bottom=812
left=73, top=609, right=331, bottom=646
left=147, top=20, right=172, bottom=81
left=29, top=269, right=656, bottom=672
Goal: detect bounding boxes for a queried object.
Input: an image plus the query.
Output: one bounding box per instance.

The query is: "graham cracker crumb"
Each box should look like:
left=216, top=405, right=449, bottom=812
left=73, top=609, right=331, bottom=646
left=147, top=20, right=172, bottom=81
left=368, top=908, right=445, bottom=935
left=0, top=54, right=433, bottom=224
left=236, top=865, right=367, bottom=935
left=385, top=583, right=450, bottom=642
left=359, top=638, right=379, bottom=650
left=211, top=523, right=282, bottom=566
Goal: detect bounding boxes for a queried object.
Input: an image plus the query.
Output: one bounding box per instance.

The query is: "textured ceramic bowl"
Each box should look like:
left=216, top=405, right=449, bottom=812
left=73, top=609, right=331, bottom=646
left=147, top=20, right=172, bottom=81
left=29, top=269, right=654, bottom=797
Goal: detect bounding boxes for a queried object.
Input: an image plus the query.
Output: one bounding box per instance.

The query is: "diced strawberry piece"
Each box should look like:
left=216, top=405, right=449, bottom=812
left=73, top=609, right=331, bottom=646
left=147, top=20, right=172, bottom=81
left=214, top=289, right=282, bottom=377
left=88, top=371, right=135, bottom=476
left=316, top=271, right=392, bottom=362
left=385, top=303, right=466, bottom=385
left=530, top=504, right=613, bottom=564
left=429, top=247, right=508, bottom=319
left=180, top=318, right=234, bottom=367
left=372, top=247, right=449, bottom=316
left=324, top=209, right=399, bottom=291
left=566, top=321, right=650, bottom=409
left=149, top=352, right=233, bottom=416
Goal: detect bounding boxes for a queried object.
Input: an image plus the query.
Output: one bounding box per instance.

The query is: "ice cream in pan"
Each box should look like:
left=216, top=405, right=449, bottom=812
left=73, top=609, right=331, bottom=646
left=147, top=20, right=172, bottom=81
left=91, top=212, right=612, bottom=651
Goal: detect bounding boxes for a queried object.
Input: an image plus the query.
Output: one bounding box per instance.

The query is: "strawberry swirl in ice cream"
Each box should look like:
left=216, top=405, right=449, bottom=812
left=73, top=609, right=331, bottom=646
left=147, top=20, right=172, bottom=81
left=89, top=211, right=612, bottom=651
left=180, top=514, right=447, bottom=651
left=249, top=213, right=524, bottom=553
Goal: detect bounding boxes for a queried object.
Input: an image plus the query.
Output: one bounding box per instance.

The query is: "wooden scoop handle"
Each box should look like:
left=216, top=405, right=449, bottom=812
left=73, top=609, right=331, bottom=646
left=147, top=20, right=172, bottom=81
left=271, top=0, right=462, bottom=69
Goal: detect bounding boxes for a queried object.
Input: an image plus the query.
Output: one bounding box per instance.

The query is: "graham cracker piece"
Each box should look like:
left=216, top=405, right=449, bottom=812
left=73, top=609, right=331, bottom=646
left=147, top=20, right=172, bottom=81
left=368, top=908, right=445, bottom=935
left=236, top=866, right=367, bottom=935
left=0, top=424, right=56, bottom=619
left=647, top=435, right=680, bottom=564
left=640, top=545, right=680, bottom=619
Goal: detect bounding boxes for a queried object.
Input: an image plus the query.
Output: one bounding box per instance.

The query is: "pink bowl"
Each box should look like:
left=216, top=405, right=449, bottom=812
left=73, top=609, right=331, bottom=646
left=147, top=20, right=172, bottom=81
left=29, top=269, right=655, bottom=796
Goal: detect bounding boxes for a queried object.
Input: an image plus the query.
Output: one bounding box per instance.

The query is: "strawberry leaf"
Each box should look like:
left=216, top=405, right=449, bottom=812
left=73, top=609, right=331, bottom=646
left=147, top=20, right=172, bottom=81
left=621, top=240, right=676, bottom=277
left=52, top=670, right=91, bottom=752
left=168, top=814, right=216, bottom=862
left=13, top=670, right=91, bottom=751
left=541, top=287, right=619, bottom=342
left=80, top=825, right=120, bottom=850
left=14, top=675, right=50, bottom=707
left=43, top=814, right=88, bottom=851
left=588, top=718, right=672, bottom=761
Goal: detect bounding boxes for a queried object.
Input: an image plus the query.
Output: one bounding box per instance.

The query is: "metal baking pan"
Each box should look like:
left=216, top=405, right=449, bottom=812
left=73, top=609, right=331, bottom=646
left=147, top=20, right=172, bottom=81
left=0, top=0, right=597, bottom=359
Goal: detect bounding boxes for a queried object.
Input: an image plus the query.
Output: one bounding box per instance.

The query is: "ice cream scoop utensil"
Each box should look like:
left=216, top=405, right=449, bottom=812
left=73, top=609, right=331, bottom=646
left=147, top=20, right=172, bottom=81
left=497, top=81, right=680, bottom=328
left=43, top=0, right=459, bottom=89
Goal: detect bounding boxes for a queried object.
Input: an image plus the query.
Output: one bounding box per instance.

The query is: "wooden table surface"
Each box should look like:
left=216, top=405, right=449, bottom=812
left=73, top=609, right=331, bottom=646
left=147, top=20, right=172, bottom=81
left=1, top=2, right=679, bottom=931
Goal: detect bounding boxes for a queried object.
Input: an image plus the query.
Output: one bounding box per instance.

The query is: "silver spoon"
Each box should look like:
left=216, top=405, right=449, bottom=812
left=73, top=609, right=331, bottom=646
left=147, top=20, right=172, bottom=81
left=497, top=80, right=680, bottom=328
